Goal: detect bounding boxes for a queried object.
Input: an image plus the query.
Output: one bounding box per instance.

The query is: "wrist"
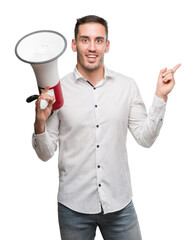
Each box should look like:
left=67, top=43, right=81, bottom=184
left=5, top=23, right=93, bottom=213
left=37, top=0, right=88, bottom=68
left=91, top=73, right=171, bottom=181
left=155, top=91, right=168, bottom=102
left=34, top=120, right=45, bottom=134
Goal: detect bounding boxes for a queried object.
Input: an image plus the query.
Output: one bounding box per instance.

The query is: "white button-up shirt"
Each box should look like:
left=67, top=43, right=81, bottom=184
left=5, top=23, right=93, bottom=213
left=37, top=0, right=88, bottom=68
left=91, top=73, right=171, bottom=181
left=32, top=66, right=166, bottom=214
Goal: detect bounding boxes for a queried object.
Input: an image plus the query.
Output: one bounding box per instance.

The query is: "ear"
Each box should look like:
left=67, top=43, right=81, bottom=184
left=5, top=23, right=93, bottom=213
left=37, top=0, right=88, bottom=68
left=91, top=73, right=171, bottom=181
left=105, top=40, right=110, bottom=53
left=72, top=39, right=77, bottom=52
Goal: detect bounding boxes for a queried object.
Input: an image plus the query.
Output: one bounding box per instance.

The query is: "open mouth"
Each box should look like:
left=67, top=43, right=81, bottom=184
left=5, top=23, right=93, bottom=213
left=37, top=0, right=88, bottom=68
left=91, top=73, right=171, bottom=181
left=86, top=53, right=98, bottom=62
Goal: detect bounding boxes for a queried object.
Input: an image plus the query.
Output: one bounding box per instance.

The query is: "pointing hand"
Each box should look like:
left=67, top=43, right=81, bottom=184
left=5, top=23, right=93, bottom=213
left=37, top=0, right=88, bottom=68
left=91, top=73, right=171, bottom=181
left=156, top=63, right=181, bottom=101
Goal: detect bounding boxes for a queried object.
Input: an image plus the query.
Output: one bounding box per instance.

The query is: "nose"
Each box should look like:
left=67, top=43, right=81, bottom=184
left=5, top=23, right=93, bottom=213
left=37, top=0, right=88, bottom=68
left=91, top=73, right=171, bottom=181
left=88, top=40, right=96, bottom=51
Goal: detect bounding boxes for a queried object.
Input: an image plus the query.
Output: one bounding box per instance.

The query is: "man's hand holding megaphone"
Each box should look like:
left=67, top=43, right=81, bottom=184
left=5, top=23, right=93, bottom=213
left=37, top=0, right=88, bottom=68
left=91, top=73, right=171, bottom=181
left=34, top=86, right=55, bottom=134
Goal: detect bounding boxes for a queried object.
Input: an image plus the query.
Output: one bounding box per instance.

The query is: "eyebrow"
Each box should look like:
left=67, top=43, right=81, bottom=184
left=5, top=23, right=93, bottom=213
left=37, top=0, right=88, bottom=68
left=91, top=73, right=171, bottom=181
left=79, top=36, right=105, bottom=40
left=79, top=35, right=89, bottom=39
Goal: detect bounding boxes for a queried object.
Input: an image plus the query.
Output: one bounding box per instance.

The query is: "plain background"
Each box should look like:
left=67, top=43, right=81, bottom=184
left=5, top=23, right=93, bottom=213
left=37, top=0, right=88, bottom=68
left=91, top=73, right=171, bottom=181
left=1, top=0, right=195, bottom=239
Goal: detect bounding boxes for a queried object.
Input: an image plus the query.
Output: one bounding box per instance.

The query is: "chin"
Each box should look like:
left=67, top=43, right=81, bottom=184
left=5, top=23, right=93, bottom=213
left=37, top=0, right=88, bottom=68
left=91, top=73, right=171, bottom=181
left=87, top=65, right=99, bottom=71
left=83, top=63, right=100, bottom=71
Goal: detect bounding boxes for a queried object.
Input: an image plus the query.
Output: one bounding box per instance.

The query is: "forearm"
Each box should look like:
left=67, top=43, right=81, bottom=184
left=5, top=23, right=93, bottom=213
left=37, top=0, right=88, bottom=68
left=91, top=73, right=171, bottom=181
left=129, top=95, right=166, bottom=148
left=32, top=111, right=59, bottom=161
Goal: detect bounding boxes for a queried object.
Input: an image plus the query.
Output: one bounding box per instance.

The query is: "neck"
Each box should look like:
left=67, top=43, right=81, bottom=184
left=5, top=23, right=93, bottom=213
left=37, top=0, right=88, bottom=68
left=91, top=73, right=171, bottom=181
left=77, top=64, right=104, bottom=85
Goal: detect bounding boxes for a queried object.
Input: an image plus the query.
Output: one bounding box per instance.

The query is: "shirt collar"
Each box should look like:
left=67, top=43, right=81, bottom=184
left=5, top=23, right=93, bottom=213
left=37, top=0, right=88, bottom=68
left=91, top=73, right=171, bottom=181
left=73, top=65, right=114, bottom=83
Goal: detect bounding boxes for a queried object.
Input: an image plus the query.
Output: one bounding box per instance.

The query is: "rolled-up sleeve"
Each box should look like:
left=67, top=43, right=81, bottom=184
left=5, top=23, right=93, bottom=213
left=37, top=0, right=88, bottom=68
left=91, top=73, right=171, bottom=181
left=128, top=80, right=166, bottom=148
left=32, top=110, right=60, bottom=161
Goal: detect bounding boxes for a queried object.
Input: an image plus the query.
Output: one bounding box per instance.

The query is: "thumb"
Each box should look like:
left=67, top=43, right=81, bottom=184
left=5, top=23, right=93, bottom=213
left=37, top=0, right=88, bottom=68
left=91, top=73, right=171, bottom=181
left=158, top=67, right=167, bottom=80
left=160, top=67, right=167, bottom=73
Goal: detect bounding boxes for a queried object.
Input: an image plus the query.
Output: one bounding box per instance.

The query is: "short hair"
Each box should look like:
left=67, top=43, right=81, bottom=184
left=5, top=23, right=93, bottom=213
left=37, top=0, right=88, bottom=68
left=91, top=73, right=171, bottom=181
left=74, top=15, right=108, bottom=40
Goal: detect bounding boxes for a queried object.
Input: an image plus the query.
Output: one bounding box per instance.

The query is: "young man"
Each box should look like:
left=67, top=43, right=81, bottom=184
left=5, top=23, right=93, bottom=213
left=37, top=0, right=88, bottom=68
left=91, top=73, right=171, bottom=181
left=33, top=15, right=181, bottom=240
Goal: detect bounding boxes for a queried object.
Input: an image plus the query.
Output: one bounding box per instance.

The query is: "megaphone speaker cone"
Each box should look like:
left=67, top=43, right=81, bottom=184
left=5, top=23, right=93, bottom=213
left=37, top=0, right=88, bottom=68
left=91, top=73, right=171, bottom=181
left=15, top=30, right=67, bottom=64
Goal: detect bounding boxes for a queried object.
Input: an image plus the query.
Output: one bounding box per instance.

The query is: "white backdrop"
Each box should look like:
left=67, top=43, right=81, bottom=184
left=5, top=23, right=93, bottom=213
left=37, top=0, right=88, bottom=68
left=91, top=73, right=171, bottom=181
left=1, top=0, right=195, bottom=239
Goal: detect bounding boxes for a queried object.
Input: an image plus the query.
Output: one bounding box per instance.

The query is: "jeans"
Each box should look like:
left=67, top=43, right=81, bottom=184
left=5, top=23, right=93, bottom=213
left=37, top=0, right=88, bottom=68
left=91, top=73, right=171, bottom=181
left=58, top=201, right=142, bottom=240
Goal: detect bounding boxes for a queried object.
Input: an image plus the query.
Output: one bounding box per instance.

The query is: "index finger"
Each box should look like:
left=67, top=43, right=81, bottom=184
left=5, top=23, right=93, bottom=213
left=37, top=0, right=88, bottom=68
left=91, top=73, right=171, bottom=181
left=173, top=63, right=181, bottom=73
left=41, top=86, right=50, bottom=94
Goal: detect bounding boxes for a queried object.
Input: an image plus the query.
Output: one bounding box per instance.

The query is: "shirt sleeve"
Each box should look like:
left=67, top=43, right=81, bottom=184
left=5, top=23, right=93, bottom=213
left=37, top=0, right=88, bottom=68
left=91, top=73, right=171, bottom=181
left=32, top=110, right=60, bottom=161
left=128, top=80, right=166, bottom=148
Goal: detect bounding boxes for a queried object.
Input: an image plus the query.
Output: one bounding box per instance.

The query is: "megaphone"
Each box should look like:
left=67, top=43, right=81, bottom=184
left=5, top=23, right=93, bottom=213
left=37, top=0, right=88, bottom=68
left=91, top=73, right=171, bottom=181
left=15, top=30, right=67, bottom=110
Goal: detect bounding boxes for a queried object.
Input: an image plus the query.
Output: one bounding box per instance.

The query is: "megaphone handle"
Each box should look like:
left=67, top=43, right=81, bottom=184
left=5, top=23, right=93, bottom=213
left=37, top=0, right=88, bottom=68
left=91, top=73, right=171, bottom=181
left=26, top=94, right=39, bottom=103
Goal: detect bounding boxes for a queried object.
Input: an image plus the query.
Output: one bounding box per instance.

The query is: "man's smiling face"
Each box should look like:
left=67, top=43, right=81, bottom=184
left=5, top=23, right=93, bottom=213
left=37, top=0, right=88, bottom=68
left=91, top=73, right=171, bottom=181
left=72, top=23, right=110, bottom=72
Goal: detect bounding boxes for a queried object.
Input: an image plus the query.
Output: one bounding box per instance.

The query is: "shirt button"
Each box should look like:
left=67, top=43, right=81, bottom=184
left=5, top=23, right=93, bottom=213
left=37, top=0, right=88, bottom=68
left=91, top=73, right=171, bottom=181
left=95, top=105, right=98, bottom=108
left=94, top=87, right=96, bottom=90
left=99, top=184, right=101, bottom=187
left=97, top=145, right=99, bottom=148
left=96, top=125, right=99, bottom=128
left=98, top=165, right=100, bottom=168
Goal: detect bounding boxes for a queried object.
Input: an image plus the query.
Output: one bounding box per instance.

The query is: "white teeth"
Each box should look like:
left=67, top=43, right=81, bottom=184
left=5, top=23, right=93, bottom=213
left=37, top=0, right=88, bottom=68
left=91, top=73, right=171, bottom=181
left=87, top=55, right=96, bottom=58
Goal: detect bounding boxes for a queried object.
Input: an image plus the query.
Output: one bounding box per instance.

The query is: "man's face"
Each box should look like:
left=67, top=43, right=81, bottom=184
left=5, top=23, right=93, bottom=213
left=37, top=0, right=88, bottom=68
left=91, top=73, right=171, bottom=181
left=72, top=23, right=110, bottom=72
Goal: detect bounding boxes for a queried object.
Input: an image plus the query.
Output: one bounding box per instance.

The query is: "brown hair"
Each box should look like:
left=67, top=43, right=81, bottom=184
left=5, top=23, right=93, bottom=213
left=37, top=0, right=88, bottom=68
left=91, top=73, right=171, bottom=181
left=74, top=15, right=108, bottom=40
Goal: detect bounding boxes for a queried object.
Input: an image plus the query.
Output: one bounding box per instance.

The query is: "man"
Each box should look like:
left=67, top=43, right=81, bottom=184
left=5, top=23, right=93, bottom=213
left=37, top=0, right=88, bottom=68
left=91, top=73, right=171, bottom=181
left=32, top=15, right=181, bottom=240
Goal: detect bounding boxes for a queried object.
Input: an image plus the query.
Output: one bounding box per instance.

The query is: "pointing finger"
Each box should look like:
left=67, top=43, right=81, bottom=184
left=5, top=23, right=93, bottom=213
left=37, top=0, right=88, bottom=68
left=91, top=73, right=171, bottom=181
left=173, top=63, right=181, bottom=73
left=41, top=86, right=50, bottom=94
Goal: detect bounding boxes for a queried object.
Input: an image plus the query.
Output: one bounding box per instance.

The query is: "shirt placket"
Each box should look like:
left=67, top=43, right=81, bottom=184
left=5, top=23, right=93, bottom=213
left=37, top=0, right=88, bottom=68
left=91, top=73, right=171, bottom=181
left=87, top=80, right=106, bottom=208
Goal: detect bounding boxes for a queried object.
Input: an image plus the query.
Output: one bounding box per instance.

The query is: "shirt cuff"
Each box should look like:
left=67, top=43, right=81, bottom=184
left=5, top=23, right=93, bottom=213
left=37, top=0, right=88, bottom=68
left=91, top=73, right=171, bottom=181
left=150, top=94, right=167, bottom=121
left=32, top=131, right=48, bottom=149
left=33, top=131, right=46, bottom=137
left=154, top=94, right=167, bottom=106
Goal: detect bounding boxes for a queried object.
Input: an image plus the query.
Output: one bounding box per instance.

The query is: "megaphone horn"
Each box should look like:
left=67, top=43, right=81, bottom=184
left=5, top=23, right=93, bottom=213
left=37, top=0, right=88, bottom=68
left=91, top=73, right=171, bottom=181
left=15, top=30, right=67, bottom=110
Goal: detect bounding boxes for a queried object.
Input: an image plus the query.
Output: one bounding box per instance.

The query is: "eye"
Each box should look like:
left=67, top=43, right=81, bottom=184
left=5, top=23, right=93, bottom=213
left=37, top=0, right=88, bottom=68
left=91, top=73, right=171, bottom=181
left=82, top=38, right=88, bottom=43
left=96, top=39, right=103, bottom=44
